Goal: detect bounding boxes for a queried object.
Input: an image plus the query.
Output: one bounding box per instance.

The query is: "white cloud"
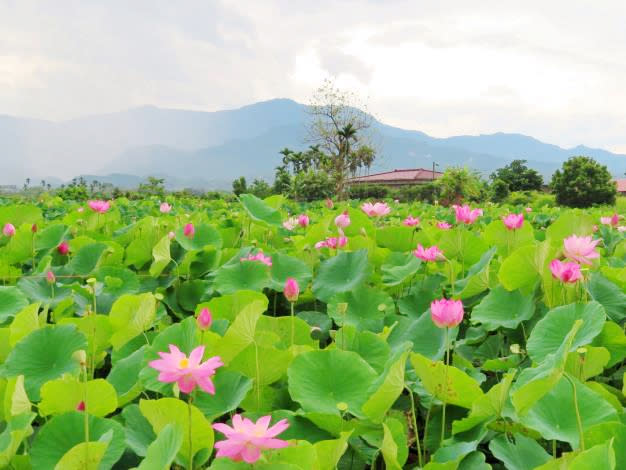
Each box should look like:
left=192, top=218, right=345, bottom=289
left=1, top=0, right=626, bottom=152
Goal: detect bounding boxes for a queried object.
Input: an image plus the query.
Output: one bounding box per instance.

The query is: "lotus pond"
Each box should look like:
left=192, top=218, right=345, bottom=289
left=0, top=194, right=624, bottom=469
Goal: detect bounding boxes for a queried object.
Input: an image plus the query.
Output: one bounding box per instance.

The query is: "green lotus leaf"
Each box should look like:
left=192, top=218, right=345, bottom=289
left=1, top=324, right=87, bottom=401
left=288, top=349, right=378, bottom=418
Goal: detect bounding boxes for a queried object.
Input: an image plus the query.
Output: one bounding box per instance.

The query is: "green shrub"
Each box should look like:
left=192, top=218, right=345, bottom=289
left=291, top=170, right=334, bottom=201
left=436, top=167, right=483, bottom=205
left=348, top=184, right=389, bottom=200
left=490, top=179, right=510, bottom=203
left=551, top=156, right=617, bottom=208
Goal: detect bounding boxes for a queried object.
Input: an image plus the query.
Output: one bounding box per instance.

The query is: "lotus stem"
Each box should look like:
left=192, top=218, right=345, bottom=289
left=188, top=393, right=194, bottom=470
left=290, top=301, right=296, bottom=348
left=441, top=327, right=450, bottom=448
left=564, top=373, right=584, bottom=451
left=82, top=364, right=90, bottom=465
left=408, top=386, right=423, bottom=467
left=255, top=341, right=261, bottom=411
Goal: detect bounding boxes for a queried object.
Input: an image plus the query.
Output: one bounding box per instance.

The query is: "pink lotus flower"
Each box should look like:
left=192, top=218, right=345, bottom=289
left=549, top=259, right=582, bottom=284
left=453, top=205, right=483, bottom=224
left=160, top=202, right=172, bottom=213
left=168, top=231, right=175, bottom=240
left=88, top=200, right=110, bottom=214
left=414, top=244, right=444, bottom=262
left=3, top=223, right=15, bottom=237
left=284, top=278, right=299, bottom=302
left=619, top=226, right=626, bottom=233
left=430, top=299, right=464, bottom=328
left=563, top=235, right=600, bottom=265
left=77, top=207, right=84, bottom=213
left=240, top=251, right=273, bottom=266
left=282, top=217, right=298, bottom=231
left=315, top=236, right=348, bottom=250
left=525, top=207, right=532, bottom=213
left=76, top=401, right=85, bottom=411
left=213, top=414, right=290, bottom=463
left=183, top=223, right=195, bottom=238
left=325, top=198, right=334, bottom=209
left=436, top=221, right=452, bottom=230
left=334, top=211, right=350, bottom=229
left=593, top=225, right=599, bottom=232
left=197, top=308, right=212, bottom=331
left=31, top=224, right=38, bottom=233
left=57, top=241, right=69, bottom=255
left=148, top=344, right=223, bottom=394
left=403, top=216, right=420, bottom=227
left=46, top=271, right=56, bottom=284
left=600, top=214, right=619, bottom=227
left=361, top=202, right=391, bottom=217
left=297, top=214, right=309, bottom=228
left=502, top=213, right=524, bottom=230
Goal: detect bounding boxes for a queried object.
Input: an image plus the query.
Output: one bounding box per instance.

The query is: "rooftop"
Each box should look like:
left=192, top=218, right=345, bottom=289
left=347, top=168, right=443, bottom=184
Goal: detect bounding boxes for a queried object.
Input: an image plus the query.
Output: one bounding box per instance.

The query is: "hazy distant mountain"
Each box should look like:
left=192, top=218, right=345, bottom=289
left=2, top=98, right=625, bottom=189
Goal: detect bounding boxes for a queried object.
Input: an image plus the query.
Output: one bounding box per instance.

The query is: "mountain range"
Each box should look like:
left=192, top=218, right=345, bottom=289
left=1, top=99, right=625, bottom=190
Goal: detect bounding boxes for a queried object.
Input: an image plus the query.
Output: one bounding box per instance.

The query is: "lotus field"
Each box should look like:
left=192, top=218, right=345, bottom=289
left=0, top=193, right=625, bottom=470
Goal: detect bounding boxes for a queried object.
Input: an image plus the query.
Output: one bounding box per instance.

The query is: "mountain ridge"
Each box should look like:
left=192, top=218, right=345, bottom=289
left=1, top=98, right=625, bottom=189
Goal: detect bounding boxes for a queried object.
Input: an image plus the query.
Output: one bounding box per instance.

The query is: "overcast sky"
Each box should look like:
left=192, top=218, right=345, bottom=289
left=2, top=0, right=626, bottom=152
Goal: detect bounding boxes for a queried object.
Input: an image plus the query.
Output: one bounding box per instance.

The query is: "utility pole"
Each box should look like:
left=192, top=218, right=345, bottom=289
left=432, top=161, right=439, bottom=180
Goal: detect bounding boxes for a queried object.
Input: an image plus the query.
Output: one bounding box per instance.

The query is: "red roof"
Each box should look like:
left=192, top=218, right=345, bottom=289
left=348, top=168, right=443, bottom=183
left=616, top=179, right=626, bottom=193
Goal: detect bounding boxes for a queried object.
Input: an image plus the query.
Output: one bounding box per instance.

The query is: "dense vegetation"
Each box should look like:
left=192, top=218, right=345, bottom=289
left=0, top=192, right=624, bottom=469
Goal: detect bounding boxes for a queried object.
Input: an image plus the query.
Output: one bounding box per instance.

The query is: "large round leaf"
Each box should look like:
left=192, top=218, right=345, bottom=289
left=175, top=224, right=222, bottom=251
left=381, top=252, right=422, bottom=287
left=139, top=398, right=214, bottom=467
left=312, top=249, right=370, bottom=302
left=288, top=349, right=377, bottom=418
left=39, top=377, right=118, bottom=417
left=587, top=272, right=626, bottom=322
left=214, top=259, right=271, bottom=294
left=483, top=219, right=535, bottom=256
left=520, top=376, right=618, bottom=448
left=1, top=324, right=87, bottom=401
left=545, top=211, right=595, bottom=242
left=471, top=286, right=535, bottom=331
left=327, top=286, right=394, bottom=332
left=0, top=286, right=29, bottom=323
left=239, top=193, right=282, bottom=227
left=30, top=412, right=125, bottom=469
left=387, top=311, right=447, bottom=360
left=526, top=302, right=606, bottom=362
left=193, top=370, right=253, bottom=420
left=269, top=252, right=312, bottom=292
left=34, top=224, right=68, bottom=252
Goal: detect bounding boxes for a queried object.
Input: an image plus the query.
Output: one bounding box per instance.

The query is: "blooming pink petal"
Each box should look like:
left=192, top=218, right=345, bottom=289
left=430, top=299, right=464, bottom=328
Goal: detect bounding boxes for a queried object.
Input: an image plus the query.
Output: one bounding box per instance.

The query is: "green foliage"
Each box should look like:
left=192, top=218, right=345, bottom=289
left=436, top=166, right=485, bottom=205
left=231, top=176, right=247, bottom=196
left=489, top=178, right=510, bottom=202
left=0, top=194, right=622, bottom=469
left=551, top=156, right=617, bottom=207
left=290, top=170, right=334, bottom=201
left=348, top=184, right=389, bottom=200
left=490, top=159, right=543, bottom=191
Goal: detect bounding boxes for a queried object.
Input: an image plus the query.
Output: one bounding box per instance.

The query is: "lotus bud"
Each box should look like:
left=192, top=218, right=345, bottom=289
left=197, top=307, right=213, bottom=331
left=284, top=278, right=300, bottom=303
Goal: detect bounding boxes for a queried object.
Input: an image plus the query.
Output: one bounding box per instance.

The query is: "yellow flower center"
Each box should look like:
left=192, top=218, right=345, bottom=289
left=178, top=358, right=189, bottom=369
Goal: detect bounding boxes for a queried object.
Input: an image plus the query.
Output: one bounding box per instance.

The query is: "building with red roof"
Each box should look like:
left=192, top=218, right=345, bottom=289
left=347, top=168, right=443, bottom=187
left=615, top=179, right=626, bottom=194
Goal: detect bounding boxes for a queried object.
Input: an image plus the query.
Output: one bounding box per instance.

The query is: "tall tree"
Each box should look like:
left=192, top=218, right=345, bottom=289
left=307, top=79, right=376, bottom=198
left=490, top=159, right=543, bottom=191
